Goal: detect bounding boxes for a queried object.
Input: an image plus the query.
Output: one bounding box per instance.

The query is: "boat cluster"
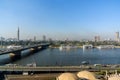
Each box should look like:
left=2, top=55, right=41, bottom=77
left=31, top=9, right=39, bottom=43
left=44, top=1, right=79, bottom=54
left=59, top=45, right=78, bottom=50
left=83, top=45, right=115, bottom=49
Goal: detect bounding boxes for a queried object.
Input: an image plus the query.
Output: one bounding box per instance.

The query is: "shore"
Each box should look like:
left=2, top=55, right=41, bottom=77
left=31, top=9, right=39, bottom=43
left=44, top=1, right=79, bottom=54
left=5, top=73, right=60, bottom=80
left=49, top=45, right=120, bottom=49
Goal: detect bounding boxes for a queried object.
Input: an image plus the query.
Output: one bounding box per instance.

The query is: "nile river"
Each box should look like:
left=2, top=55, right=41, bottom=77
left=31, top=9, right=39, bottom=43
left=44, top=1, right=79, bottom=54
left=12, top=48, right=120, bottom=66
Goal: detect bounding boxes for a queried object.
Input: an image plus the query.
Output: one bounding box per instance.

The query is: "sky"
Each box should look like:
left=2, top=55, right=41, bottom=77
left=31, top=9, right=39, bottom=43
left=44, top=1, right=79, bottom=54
left=0, top=0, right=120, bottom=40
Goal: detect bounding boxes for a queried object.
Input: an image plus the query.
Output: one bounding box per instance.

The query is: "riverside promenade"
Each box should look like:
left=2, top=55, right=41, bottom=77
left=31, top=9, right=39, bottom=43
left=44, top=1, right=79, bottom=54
left=0, top=65, right=119, bottom=72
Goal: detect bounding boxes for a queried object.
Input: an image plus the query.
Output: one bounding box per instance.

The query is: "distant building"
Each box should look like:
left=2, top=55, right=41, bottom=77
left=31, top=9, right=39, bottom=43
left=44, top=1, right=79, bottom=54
left=94, top=36, right=97, bottom=42
left=115, top=32, right=119, bottom=42
left=48, top=38, right=52, bottom=42
left=34, top=36, right=36, bottom=41
left=94, top=36, right=100, bottom=42
left=43, top=35, right=46, bottom=41
left=17, top=27, right=20, bottom=41
left=7, top=38, right=17, bottom=41
left=98, top=36, right=100, bottom=41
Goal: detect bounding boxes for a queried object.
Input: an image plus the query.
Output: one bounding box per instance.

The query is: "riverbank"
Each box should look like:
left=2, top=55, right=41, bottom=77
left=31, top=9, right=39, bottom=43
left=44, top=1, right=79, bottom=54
left=5, top=73, right=60, bottom=80
left=49, top=46, right=83, bottom=48
left=50, top=45, right=120, bottom=49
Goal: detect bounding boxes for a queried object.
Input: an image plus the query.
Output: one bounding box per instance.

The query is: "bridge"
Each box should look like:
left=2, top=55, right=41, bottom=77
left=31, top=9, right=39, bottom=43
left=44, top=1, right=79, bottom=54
left=0, top=43, right=50, bottom=55
left=0, top=43, right=50, bottom=64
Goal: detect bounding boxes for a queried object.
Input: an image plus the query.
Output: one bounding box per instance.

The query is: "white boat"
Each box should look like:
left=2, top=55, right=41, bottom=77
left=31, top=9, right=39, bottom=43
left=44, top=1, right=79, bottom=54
left=27, top=62, right=36, bottom=67
left=97, top=45, right=114, bottom=49
left=59, top=45, right=63, bottom=50
left=59, top=45, right=74, bottom=51
left=81, top=61, right=89, bottom=65
left=7, top=45, right=22, bottom=49
left=83, top=45, right=93, bottom=49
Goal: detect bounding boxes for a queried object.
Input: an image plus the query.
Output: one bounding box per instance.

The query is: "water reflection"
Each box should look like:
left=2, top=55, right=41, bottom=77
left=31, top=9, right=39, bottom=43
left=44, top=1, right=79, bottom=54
left=12, top=48, right=120, bottom=66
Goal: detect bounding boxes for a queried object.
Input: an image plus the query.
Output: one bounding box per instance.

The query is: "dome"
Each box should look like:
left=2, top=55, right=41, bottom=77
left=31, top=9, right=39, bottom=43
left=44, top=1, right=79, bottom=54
left=77, top=71, right=96, bottom=80
left=57, top=73, right=79, bottom=80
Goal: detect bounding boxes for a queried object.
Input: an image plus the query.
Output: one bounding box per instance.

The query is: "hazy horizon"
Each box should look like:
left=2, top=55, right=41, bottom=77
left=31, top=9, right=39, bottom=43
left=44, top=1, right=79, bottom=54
left=0, top=0, right=120, bottom=40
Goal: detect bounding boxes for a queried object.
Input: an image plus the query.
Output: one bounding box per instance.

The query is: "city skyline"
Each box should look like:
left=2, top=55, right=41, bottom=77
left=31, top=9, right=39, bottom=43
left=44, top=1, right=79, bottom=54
left=0, top=0, right=120, bottom=40
left=0, top=27, right=119, bottom=41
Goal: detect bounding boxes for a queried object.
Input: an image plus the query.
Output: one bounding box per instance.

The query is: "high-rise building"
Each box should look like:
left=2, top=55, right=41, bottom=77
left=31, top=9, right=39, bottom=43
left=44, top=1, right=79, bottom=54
left=43, top=35, right=46, bottom=41
left=115, top=32, right=119, bottom=41
left=34, top=36, right=36, bottom=41
left=97, top=36, right=100, bottom=41
left=94, top=36, right=100, bottom=42
left=17, top=27, right=20, bottom=41
left=48, top=38, right=52, bottom=42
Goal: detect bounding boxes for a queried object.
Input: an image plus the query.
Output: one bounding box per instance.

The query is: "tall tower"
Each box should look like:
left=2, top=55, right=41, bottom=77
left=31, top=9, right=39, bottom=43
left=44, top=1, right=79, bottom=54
left=116, top=32, right=119, bottom=41
left=17, top=27, right=20, bottom=41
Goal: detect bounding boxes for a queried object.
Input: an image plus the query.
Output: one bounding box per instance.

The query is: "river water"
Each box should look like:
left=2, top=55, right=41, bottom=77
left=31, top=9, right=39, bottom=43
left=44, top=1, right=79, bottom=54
left=11, top=48, right=120, bottom=66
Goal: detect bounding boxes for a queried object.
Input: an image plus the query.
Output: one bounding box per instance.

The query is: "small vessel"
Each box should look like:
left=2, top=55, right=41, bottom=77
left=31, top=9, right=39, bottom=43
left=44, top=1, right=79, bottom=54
left=81, top=61, right=89, bottom=65
left=7, top=45, right=22, bottom=49
left=26, top=62, right=36, bottom=67
left=97, top=45, right=114, bottom=49
left=83, top=45, right=93, bottom=49
left=59, top=45, right=70, bottom=50
left=59, top=45, right=63, bottom=50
